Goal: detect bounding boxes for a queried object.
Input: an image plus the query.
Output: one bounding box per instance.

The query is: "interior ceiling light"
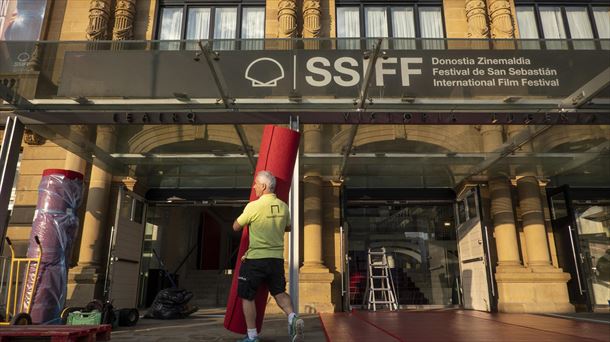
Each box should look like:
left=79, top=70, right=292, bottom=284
left=166, top=196, right=186, bottom=202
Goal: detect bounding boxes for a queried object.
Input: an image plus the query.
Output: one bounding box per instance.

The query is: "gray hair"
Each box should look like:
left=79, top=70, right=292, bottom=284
left=256, top=170, right=276, bottom=192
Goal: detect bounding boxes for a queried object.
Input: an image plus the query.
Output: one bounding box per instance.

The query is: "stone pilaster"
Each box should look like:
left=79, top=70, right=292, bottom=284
left=303, top=175, right=325, bottom=271
left=63, top=125, right=89, bottom=174
left=86, top=0, right=112, bottom=40
left=112, top=0, right=136, bottom=40
left=278, top=0, right=297, bottom=38
left=303, top=0, right=321, bottom=38
left=516, top=174, right=551, bottom=269
left=479, top=125, right=503, bottom=151
left=67, top=126, right=116, bottom=305
left=489, top=176, right=522, bottom=268
left=301, top=124, right=333, bottom=313
left=465, top=0, right=490, bottom=38
left=494, top=161, right=573, bottom=313
left=487, top=0, right=514, bottom=38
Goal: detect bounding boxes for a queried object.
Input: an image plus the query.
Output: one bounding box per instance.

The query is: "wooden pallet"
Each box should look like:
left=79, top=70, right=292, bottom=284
left=0, top=324, right=111, bottom=342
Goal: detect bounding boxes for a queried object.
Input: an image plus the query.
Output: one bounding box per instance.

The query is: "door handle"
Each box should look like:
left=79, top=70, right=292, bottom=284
left=483, top=225, right=495, bottom=297
left=567, top=225, right=585, bottom=295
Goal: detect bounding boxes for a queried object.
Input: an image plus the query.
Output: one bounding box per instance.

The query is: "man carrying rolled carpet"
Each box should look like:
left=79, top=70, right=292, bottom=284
left=233, top=170, right=305, bottom=342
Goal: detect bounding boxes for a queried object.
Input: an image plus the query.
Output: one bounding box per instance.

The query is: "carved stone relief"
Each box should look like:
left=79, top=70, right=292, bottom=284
left=488, top=0, right=515, bottom=38
left=278, top=0, right=297, bottom=38
left=86, top=0, right=112, bottom=40
left=303, top=0, right=321, bottom=38
left=113, top=0, right=137, bottom=40
left=465, top=0, right=490, bottom=38
left=23, top=129, right=46, bottom=145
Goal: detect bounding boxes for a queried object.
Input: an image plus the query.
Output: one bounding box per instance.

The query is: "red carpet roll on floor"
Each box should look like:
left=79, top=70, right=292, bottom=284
left=224, top=125, right=300, bottom=334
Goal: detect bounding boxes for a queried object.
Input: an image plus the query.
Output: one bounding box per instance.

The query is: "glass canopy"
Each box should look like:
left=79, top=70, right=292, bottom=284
left=2, top=38, right=608, bottom=193
left=26, top=124, right=610, bottom=191
left=0, top=38, right=609, bottom=122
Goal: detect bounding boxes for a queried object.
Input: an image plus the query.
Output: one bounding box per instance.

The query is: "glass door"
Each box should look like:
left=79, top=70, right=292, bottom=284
left=573, top=199, right=610, bottom=310
left=345, top=199, right=460, bottom=307
left=548, top=186, right=591, bottom=311
left=105, top=186, right=147, bottom=308
left=455, top=187, right=495, bottom=312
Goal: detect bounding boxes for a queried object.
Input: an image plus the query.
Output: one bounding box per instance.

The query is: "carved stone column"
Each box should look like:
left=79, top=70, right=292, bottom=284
left=489, top=176, right=521, bottom=267
left=77, top=126, right=116, bottom=270
left=301, top=124, right=333, bottom=313
left=86, top=0, right=112, bottom=40
left=63, top=125, right=89, bottom=174
left=67, top=126, right=116, bottom=305
left=487, top=0, right=515, bottom=38
left=516, top=174, right=551, bottom=268
left=112, top=0, right=136, bottom=40
left=481, top=126, right=522, bottom=269
left=303, top=0, right=321, bottom=38
left=465, top=0, right=490, bottom=38
left=278, top=0, right=297, bottom=38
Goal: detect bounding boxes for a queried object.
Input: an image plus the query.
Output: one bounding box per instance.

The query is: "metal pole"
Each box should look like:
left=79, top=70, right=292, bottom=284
left=289, top=116, right=300, bottom=313
left=0, top=116, right=24, bottom=253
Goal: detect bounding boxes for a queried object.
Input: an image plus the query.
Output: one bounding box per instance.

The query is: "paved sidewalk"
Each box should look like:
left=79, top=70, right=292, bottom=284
left=111, top=309, right=326, bottom=342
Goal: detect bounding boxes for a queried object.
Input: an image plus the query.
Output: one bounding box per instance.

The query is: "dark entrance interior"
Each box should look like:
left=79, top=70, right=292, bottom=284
left=343, top=188, right=460, bottom=307
left=138, top=188, right=248, bottom=307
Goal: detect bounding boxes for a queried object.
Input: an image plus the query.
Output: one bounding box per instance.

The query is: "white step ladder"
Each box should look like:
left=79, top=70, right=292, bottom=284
left=363, top=247, right=398, bottom=311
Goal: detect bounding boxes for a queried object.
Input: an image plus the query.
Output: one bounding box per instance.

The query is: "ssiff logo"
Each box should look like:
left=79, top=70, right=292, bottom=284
left=244, top=58, right=285, bottom=87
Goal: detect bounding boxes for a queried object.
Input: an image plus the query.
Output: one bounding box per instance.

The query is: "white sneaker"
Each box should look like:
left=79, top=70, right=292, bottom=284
left=289, top=316, right=304, bottom=342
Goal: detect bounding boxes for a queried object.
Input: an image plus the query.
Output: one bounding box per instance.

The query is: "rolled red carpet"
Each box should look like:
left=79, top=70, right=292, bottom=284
left=22, top=169, right=84, bottom=324
left=224, top=125, right=300, bottom=334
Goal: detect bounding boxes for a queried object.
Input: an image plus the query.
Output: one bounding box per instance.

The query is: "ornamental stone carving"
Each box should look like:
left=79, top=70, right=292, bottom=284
left=488, top=0, right=515, bottom=38
left=278, top=0, right=297, bottom=38
left=303, top=0, right=321, bottom=38
left=113, top=0, right=136, bottom=40
left=23, top=129, right=46, bottom=145
left=86, top=0, right=112, bottom=40
left=465, top=0, right=489, bottom=38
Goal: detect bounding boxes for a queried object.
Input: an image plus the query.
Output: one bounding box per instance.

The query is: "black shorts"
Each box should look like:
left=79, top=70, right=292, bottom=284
left=237, top=258, right=286, bottom=300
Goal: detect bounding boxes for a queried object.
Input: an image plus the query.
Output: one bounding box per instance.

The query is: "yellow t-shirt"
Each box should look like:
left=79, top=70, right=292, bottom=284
left=236, top=193, right=289, bottom=259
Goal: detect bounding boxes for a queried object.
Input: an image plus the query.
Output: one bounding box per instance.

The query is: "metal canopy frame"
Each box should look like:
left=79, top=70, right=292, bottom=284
left=458, top=125, right=553, bottom=185
left=560, top=67, right=610, bottom=109
left=338, top=39, right=384, bottom=181
left=0, top=116, right=24, bottom=252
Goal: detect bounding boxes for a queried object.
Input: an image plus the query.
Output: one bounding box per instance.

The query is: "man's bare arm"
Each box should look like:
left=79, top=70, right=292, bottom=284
left=233, top=220, right=243, bottom=232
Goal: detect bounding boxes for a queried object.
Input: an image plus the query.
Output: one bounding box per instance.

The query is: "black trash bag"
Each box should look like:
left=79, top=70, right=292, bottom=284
left=144, top=288, right=198, bottom=319
left=156, top=288, right=193, bottom=305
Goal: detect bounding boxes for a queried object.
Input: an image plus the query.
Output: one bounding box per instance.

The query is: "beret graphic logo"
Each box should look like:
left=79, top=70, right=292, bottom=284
left=244, top=58, right=285, bottom=87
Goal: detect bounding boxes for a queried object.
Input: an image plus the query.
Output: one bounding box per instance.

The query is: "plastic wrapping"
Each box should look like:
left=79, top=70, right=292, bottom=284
left=224, top=125, right=300, bottom=334
left=22, top=169, right=84, bottom=324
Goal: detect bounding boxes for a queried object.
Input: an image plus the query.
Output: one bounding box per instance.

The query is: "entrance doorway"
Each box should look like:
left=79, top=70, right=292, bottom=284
left=343, top=189, right=460, bottom=308
left=548, top=187, right=610, bottom=311
left=136, top=189, right=248, bottom=308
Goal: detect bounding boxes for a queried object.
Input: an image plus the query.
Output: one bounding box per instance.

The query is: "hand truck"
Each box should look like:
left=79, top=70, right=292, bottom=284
left=0, top=235, right=42, bottom=325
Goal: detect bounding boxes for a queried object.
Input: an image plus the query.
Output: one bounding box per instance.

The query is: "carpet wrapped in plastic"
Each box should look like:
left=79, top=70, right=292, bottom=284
left=21, top=169, right=84, bottom=324
left=224, top=125, right=300, bottom=334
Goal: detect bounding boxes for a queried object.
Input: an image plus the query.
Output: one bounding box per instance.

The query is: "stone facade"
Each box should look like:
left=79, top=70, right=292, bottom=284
left=3, top=0, right=596, bottom=315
